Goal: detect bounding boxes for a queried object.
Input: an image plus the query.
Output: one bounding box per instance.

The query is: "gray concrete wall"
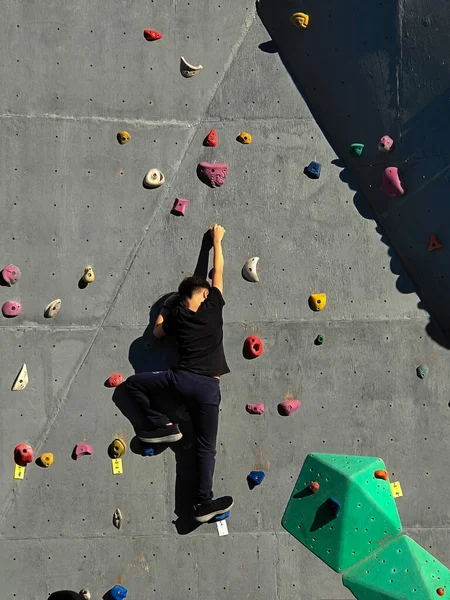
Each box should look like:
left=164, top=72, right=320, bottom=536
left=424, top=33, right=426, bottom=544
left=0, top=1, right=449, bottom=599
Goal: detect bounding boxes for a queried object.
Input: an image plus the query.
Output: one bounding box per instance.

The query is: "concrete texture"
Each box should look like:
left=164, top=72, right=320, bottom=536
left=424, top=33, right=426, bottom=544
left=0, top=1, right=449, bottom=599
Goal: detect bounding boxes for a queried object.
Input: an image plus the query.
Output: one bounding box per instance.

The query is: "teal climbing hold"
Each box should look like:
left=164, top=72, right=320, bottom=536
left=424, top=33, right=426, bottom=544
left=416, top=364, right=429, bottom=379
left=349, top=143, right=364, bottom=156
left=316, top=334, right=325, bottom=345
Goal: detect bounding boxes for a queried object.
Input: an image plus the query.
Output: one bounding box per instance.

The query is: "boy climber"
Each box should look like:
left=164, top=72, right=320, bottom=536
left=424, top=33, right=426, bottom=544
left=125, top=224, right=234, bottom=523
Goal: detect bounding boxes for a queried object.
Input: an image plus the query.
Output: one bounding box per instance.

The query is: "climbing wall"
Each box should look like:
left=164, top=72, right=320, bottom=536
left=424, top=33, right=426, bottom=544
left=1, top=0, right=450, bottom=599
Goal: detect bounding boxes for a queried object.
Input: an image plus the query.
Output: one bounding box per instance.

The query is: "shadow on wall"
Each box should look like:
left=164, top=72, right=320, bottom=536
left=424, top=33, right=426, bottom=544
left=257, top=0, right=450, bottom=349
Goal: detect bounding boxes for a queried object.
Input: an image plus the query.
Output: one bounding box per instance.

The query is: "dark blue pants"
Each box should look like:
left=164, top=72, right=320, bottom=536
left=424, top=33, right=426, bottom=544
left=125, top=369, right=221, bottom=504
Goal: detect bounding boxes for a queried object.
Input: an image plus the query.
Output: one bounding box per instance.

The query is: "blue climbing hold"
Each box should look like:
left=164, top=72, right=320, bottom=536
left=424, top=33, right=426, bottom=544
left=326, top=497, right=341, bottom=517
left=211, top=511, right=230, bottom=522
left=305, top=161, right=321, bottom=179
left=143, top=447, right=155, bottom=456
left=247, top=470, right=266, bottom=488
left=108, top=585, right=128, bottom=600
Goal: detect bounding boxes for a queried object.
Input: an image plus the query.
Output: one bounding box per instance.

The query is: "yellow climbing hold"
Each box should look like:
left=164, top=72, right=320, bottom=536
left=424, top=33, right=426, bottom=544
left=237, top=131, right=252, bottom=145
left=291, top=12, right=309, bottom=29
left=82, top=266, right=95, bottom=284
left=110, top=438, right=126, bottom=458
left=117, top=131, right=131, bottom=145
left=40, top=453, right=54, bottom=467
left=309, top=293, right=327, bottom=311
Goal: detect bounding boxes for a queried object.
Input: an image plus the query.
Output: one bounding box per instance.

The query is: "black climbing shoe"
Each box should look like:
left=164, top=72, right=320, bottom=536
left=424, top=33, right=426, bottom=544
left=137, top=424, right=182, bottom=444
left=193, top=496, right=234, bottom=523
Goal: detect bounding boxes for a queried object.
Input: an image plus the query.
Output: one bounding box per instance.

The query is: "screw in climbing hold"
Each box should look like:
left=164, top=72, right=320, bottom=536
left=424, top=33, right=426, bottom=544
left=73, top=443, right=93, bottom=460
left=204, top=129, right=218, bottom=147
left=315, top=334, right=325, bottom=345
left=14, top=443, right=34, bottom=466
left=109, top=438, right=126, bottom=459
left=374, top=469, right=389, bottom=480
left=349, top=143, right=364, bottom=156
left=143, top=29, right=163, bottom=41
left=105, top=373, right=123, bottom=388
left=144, top=168, right=165, bottom=189
left=277, top=399, right=301, bottom=416
left=381, top=167, right=404, bottom=197
left=79, top=590, right=91, bottom=600
left=304, top=161, right=321, bottom=179
left=1, top=264, right=21, bottom=286
left=237, top=131, right=252, bottom=144
left=171, top=198, right=190, bottom=216
left=437, top=589, right=445, bottom=597
left=11, top=363, right=28, bottom=391
left=108, top=585, right=128, bottom=600
left=243, top=335, right=264, bottom=359
left=245, top=403, right=265, bottom=415
left=113, top=508, right=122, bottom=529
left=428, top=234, right=443, bottom=251
left=416, top=364, right=429, bottom=379
left=82, top=266, right=95, bottom=284
left=180, top=56, right=203, bottom=78
left=197, top=162, right=228, bottom=188
left=309, top=293, right=326, bottom=311
left=38, top=453, right=54, bottom=468
left=378, top=135, right=394, bottom=153
left=44, top=298, right=62, bottom=319
left=247, top=470, right=265, bottom=489
left=242, top=257, right=260, bottom=282
left=309, top=481, right=320, bottom=493
left=117, top=131, right=131, bottom=145
left=291, top=12, right=309, bottom=28
left=2, top=300, right=22, bottom=318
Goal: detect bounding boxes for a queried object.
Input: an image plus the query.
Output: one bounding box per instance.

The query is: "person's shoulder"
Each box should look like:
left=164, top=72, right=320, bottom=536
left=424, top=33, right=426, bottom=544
left=208, top=286, right=225, bottom=306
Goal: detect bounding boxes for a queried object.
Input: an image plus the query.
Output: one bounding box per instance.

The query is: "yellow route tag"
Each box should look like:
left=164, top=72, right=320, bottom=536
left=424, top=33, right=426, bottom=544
left=111, top=458, right=123, bottom=475
left=14, top=464, right=25, bottom=480
left=390, top=481, right=403, bottom=498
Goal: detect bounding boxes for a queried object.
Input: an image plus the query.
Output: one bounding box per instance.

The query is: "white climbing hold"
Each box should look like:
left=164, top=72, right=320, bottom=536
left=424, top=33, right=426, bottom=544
left=180, top=56, right=203, bottom=78
left=79, top=590, right=91, bottom=600
left=144, top=168, right=165, bottom=188
left=242, top=257, right=260, bottom=282
left=12, top=363, right=28, bottom=391
left=44, top=298, right=62, bottom=319
left=113, top=508, right=122, bottom=529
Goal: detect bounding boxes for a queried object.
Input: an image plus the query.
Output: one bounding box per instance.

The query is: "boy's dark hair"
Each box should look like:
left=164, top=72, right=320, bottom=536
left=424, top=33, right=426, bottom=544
left=178, top=275, right=211, bottom=300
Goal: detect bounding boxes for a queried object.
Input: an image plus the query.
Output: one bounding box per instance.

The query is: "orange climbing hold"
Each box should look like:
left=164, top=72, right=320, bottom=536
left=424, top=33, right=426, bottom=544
left=309, top=482, right=320, bottom=493
left=428, top=234, right=443, bottom=251
left=374, top=469, right=389, bottom=480
left=437, top=588, right=445, bottom=596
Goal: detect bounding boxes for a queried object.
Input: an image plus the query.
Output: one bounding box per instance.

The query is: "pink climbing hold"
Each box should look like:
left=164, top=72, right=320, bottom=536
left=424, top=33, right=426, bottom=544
left=197, top=162, right=228, bottom=188
left=381, top=167, right=404, bottom=197
left=106, top=373, right=123, bottom=388
left=378, top=135, right=394, bottom=153
left=14, top=443, right=34, bottom=466
left=246, top=403, right=265, bottom=415
left=74, top=444, right=93, bottom=459
left=2, top=300, right=22, bottom=317
left=278, top=399, right=301, bottom=416
left=1, top=264, right=21, bottom=286
left=171, top=198, right=190, bottom=216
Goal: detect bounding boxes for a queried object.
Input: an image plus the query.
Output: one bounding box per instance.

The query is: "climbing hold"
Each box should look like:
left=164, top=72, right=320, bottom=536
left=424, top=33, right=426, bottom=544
left=309, top=293, right=327, bottom=311
left=245, top=403, right=265, bottom=415
left=73, top=443, right=93, bottom=459
left=143, top=29, right=162, bottom=41
left=82, top=266, right=95, bottom=284
left=109, top=438, right=126, bottom=459
left=378, top=135, right=394, bottom=153
left=197, top=162, right=228, bottom=188
left=309, top=481, right=320, bottom=494
left=242, top=257, right=259, bottom=282
left=117, top=131, right=130, bottom=145
left=327, top=497, right=341, bottom=517
left=349, top=143, right=364, bottom=156
left=113, top=508, right=122, bottom=529
left=44, top=298, right=62, bottom=319
left=277, top=399, right=301, bottom=416
left=291, top=12, right=309, bottom=28
left=1, top=264, right=21, bottom=286
left=237, top=131, right=252, bottom=144
left=437, top=589, right=445, bottom=596
left=204, top=129, right=218, bottom=147
left=79, top=590, right=91, bottom=600
left=247, top=471, right=265, bottom=488
left=180, top=56, right=203, bottom=78
left=305, top=161, right=321, bottom=179
left=143, top=447, right=155, bottom=457
left=171, top=198, right=190, bottom=216
left=315, top=334, right=325, bottom=345
left=12, top=363, right=28, bottom=391
left=105, top=373, right=123, bottom=388
left=144, top=168, right=165, bottom=189
left=381, top=167, right=404, bottom=197
left=108, top=585, right=128, bottom=600
left=14, top=443, right=34, bottom=466
left=212, top=510, right=230, bottom=522
left=243, top=336, right=264, bottom=359
left=39, top=453, right=54, bottom=468
left=416, top=364, right=429, bottom=379
left=2, top=300, right=22, bottom=318
left=374, top=469, right=389, bottom=480
left=428, top=234, right=443, bottom=251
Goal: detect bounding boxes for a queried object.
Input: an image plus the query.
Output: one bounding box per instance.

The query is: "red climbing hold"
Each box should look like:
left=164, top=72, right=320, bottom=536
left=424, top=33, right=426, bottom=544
left=144, top=29, right=163, bottom=41
left=381, top=167, right=404, bottom=197
left=428, top=234, right=443, bottom=251
left=437, top=589, right=445, bottom=597
left=171, top=198, right=190, bottom=216
left=204, top=129, right=218, bottom=147
left=277, top=399, right=301, bottom=416
left=309, top=481, right=320, bottom=493
left=106, top=373, right=123, bottom=388
left=243, top=336, right=264, bottom=359
left=14, top=443, right=34, bottom=466
left=246, top=403, right=265, bottom=415
left=73, top=444, right=93, bottom=459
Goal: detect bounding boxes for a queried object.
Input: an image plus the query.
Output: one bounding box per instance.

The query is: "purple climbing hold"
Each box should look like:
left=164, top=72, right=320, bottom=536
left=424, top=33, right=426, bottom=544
left=378, top=135, right=394, bottom=153
left=171, top=198, right=190, bottom=216
left=197, top=162, right=228, bottom=188
left=2, top=300, right=22, bottom=317
left=73, top=443, right=93, bottom=459
left=1, top=264, right=21, bottom=286
left=381, top=167, right=404, bottom=197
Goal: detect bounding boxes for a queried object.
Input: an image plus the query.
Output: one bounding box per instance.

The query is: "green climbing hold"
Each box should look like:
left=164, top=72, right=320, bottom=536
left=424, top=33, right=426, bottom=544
left=416, top=364, right=429, bottom=379
left=350, top=143, right=364, bottom=156
left=316, top=334, right=325, bottom=345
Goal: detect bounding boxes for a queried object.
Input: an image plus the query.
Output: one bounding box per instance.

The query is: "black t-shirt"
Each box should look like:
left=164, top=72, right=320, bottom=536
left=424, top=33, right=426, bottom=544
left=162, top=287, right=230, bottom=377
